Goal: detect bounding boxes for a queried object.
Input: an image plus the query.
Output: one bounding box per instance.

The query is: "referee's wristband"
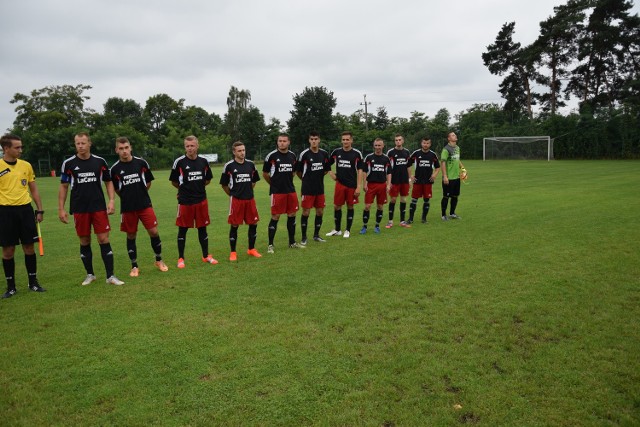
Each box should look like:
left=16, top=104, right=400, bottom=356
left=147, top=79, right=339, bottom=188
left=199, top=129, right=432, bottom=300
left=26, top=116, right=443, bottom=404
left=35, top=210, right=44, bottom=215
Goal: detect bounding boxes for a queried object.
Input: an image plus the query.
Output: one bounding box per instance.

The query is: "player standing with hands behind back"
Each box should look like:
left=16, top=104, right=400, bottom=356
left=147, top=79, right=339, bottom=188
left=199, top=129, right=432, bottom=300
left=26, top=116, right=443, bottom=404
left=441, top=131, right=466, bottom=221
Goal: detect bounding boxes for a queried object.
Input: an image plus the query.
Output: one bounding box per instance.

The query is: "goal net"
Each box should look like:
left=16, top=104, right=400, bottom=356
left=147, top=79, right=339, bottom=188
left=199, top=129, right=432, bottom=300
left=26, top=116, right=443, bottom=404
left=483, top=136, right=553, bottom=161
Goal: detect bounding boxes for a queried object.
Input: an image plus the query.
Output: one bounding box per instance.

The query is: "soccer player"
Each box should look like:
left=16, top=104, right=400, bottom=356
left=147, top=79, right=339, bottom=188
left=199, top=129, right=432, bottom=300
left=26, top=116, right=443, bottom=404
left=296, top=131, right=330, bottom=244
left=408, top=137, right=440, bottom=224
left=58, top=132, right=125, bottom=286
left=220, top=141, right=262, bottom=261
left=325, top=131, right=363, bottom=239
left=110, top=137, right=169, bottom=277
left=0, top=134, right=46, bottom=298
left=441, top=131, right=466, bottom=221
left=386, top=134, right=412, bottom=228
left=360, top=138, right=392, bottom=234
left=262, top=133, right=303, bottom=253
left=169, top=135, right=217, bottom=268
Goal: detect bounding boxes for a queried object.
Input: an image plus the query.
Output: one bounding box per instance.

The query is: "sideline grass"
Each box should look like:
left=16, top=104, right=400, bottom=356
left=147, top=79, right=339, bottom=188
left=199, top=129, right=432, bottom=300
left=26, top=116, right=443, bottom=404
left=1, top=160, right=639, bottom=425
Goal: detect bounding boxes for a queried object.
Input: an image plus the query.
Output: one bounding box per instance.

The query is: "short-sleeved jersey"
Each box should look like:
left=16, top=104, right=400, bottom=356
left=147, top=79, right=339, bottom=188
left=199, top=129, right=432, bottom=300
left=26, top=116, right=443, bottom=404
left=60, top=154, right=111, bottom=214
left=220, top=159, right=260, bottom=200
left=329, top=148, right=363, bottom=189
left=0, top=159, right=35, bottom=206
left=441, top=144, right=462, bottom=179
left=110, top=157, right=154, bottom=213
left=386, top=147, right=411, bottom=184
left=262, top=149, right=297, bottom=195
left=410, top=149, right=440, bottom=184
left=169, top=155, right=213, bottom=205
left=363, top=153, right=392, bottom=183
left=297, top=148, right=330, bottom=195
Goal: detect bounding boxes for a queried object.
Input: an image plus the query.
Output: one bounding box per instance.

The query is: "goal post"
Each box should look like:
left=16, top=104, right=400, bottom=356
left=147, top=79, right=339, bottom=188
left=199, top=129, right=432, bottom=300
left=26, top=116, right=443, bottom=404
left=482, top=136, right=553, bottom=161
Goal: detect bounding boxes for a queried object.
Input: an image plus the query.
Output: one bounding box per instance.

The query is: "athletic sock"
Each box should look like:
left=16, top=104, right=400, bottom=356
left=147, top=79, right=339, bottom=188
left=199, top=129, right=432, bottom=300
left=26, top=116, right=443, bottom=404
left=422, top=199, right=430, bottom=220
left=229, top=226, right=238, bottom=252
left=314, top=215, right=323, bottom=237
left=388, top=202, right=396, bottom=221
left=268, top=219, right=278, bottom=245
left=177, top=227, right=188, bottom=259
left=300, top=214, right=309, bottom=240
left=287, top=216, right=296, bottom=245
left=375, top=209, right=383, bottom=226
left=334, top=209, right=342, bottom=231
left=197, top=226, right=209, bottom=258
left=248, top=224, right=257, bottom=249
left=127, top=238, right=138, bottom=268
left=399, top=202, right=407, bottom=222
left=80, top=244, right=94, bottom=275
left=3, top=258, right=16, bottom=290
left=346, top=208, right=354, bottom=231
left=362, top=209, right=370, bottom=225
left=150, top=235, right=162, bottom=261
left=450, top=196, right=458, bottom=215
left=24, top=253, right=37, bottom=285
left=409, top=198, right=418, bottom=221
left=99, top=243, right=114, bottom=278
left=441, top=197, right=448, bottom=217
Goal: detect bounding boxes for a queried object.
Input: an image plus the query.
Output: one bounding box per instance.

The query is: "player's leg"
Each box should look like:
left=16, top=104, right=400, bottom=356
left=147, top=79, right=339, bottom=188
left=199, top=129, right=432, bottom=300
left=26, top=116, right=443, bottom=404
left=361, top=204, right=371, bottom=234
left=19, top=207, right=43, bottom=291
left=314, top=206, right=324, bottom=240
left=422, top=198, right=431, bottom=222
left=388, top=195, right=397, bottom=225
left=399, top=195, right=407, bottom=223
left=177, top=227, right=188, bottom=260
left=229, top=225, right=239, bottom=258
left=126, top=232, right=139, bottom=275
left=1, top=246, right=17, bottom=298
left=300, top=205, right=310, bottom=243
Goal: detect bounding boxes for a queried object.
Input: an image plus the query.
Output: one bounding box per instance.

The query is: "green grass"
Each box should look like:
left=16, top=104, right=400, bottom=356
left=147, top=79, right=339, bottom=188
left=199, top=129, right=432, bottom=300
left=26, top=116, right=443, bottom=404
left=1, top=160, right=639, bottom=426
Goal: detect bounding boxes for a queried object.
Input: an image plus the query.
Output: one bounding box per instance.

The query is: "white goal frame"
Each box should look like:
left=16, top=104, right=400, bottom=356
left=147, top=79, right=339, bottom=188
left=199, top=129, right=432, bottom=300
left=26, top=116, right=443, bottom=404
left=482, top=136, right=553, bottom=161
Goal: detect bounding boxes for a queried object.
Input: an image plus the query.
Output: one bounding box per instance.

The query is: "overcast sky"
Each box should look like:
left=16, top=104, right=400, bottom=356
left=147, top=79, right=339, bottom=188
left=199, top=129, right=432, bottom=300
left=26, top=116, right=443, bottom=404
left=2, top=0, right=638, bottom=133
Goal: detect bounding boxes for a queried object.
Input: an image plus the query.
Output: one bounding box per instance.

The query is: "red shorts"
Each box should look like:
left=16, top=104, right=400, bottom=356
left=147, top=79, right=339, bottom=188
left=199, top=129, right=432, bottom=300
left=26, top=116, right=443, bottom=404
left=228, top=197, right=259, bottom=225
left=412, top=183, right=433, bottom=199
left=270, top=193, right=299, bottom=215
left=120, top=207, right=158, bottom=233
left=73, top=211, right=111, bottom=236
left=176, top=200, right=210, bottom=228
left=389, top=183, right=410, bottom=198
left=301, top=194, right=326, bottom=209
left=365, top=182, right=388, bottom=205
left=333, top=181, right=359, bottom=206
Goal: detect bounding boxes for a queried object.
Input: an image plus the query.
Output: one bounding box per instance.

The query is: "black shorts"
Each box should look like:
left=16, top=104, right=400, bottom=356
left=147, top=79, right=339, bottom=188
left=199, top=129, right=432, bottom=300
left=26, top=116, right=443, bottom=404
left=0, top=204, right=38, bottom=247
left=442, top=179, right=461, bottom=197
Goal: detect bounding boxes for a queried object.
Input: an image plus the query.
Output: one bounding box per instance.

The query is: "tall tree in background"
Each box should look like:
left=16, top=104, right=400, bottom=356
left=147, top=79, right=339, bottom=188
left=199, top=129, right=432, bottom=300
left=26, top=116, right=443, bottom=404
left=237, top=106, right=267, bottom=159
left=224, top=86, right=251, bottom=141
left=143, top=94, right=184, bottom=147
left=287, top=86, right=338, bottom=150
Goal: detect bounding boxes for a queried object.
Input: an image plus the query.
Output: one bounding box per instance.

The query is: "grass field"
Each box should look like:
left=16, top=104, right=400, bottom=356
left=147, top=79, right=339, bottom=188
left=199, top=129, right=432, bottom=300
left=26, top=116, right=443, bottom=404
left=1, top=160, right=639, bottom=426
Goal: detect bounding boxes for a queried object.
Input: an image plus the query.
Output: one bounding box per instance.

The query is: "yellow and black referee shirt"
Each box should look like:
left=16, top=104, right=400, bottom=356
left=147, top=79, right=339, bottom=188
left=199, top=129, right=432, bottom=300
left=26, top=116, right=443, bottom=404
left=0, top=158, right=35, bottom=206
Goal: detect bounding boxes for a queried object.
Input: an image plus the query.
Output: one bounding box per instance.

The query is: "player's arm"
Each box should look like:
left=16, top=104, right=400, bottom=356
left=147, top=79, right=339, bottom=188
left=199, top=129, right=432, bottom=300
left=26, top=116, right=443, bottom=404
left=441, top=161, right=448, bottom=184
left=105, top=181, right=116, bottom=215
left=28, top=181, right=44, bottom=223
left=221, top=184, right=231, bottom=196
left=296, top=171, right=302, bottom=180
left=58, top=183, right=70, bottom=224
left=431, top=162, right=441, bottom=182
left=262, top=171, right=271, bottom=185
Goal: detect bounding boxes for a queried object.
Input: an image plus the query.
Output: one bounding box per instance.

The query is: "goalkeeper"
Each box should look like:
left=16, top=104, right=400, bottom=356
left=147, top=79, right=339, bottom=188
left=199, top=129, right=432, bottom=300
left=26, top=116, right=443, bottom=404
left=440, top=131, right=466, bottom=221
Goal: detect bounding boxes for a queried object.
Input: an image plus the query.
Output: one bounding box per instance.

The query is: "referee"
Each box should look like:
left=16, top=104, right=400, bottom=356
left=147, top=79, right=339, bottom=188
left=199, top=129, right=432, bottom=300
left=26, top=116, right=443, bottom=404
left=0, top=134, right=46, bottom=299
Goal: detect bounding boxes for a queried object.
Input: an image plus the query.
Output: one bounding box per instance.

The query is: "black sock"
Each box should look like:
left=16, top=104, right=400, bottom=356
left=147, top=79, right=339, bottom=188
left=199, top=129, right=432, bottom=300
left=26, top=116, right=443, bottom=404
left=334, top=210, right=342, bottom=231
left=388, top=202, right=395, bottom=221
left=409, top=198, right=418, bottom=221
left=24, top=253, right=37, bottom=285
left=229, top=226, right=238, bottom=252
left=422, top=199, right=430, bottom=220
left=375, top=209, right=383, bottom=226
left=301, top=215, right=309, bottom=240
left=99, top=243, right=114, bottom=278
left=197, top=227, right=208, bottom=257
left=3, top=258, right=15, bottom=290
left=268, top=219, right=278, bottom=245
left=314, top=215, right=323, bottom=238
left=450, top=197, right=458, bottom=215
left=248, top=224, right=257, bottom=249
left=441, top=197, right=448, bottom=217
left=127, top=238, right=138, bottom=268
left=399, top=202, right=407, bottom=221
left=346, top=209, right=354, bottom=231
left=150, top=235, right=162, bottom=261
left=80, top=244, right=94, bottom=275
left=177, top=227, right=188, bottom=259
left=362, top=210, right=370, bottom=226
left=287, top=216, right=296, bottom=245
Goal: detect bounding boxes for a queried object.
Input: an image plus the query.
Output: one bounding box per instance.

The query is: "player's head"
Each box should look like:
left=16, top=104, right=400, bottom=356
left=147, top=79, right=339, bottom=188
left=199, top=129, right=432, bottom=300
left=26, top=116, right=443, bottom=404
left=74, top=132, right=92, bottom=157
left=373, top=138, right=384, bottom=154
left=341, top=131, right=353, bottom=149
left=308, top=131, right=320, bottom=149
left=1, top=134, right=22, bottom=160
left=421, top=137, right=432, bottom=151
left=394, top=134, right=404, bottom=148
left=115, top=137, right=133, bottom=161
left=184, top=135, right=199, bottom=158
left=447, top=131, right=458, bottom=144
left=277, top=133, right=290, bottom=152
left=232, top=141, right=246, bottom=162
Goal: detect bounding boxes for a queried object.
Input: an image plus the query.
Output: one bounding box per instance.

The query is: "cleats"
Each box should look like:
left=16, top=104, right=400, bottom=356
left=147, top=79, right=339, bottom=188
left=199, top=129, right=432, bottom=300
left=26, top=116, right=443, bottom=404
left=267, top=245, right=275, bottom=254
left=385, top=221, right=393, bottom=229
left=289, top=242, right=306, bottom=249
left=247, top=248, right=262, bottom=258
left=441, top=215, right=449, bottom=221
left=129, top=267, right=139, bottom=277
left=421, top=218, right=428, bottom=224
left=360, top=226, right=367, bottom=234
left=313, top=236, right=326, bottom=243
left=202, top=255, right=219, bottom=265
left=2, top=289, right=17, bottom=299
left=229, top=251, right=237, bottom=262
left=343, top=230, right=350, bottom=238
left=106, top=275, right=125, bottom=286
left=326, top=229, right=342, bottom=237
left=400, top=221, right=412, bottom=228
left=300, top=238, right=308, bottom=246
left=28, top=282, right=46, bottom=292
left=154, top=260, right=169, bottom=272
left=374, top=225, right=381, bottom=234
left=177, top=258, right=186, bottom=269
left=81, top=274, right=97, bottom=286
left=449, top=214, right=461, bottom=220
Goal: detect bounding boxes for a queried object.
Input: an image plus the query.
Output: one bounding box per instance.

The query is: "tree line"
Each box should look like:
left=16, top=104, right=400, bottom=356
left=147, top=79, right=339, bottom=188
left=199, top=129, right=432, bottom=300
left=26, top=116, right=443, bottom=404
left=5, top=0, right=639, bottom=172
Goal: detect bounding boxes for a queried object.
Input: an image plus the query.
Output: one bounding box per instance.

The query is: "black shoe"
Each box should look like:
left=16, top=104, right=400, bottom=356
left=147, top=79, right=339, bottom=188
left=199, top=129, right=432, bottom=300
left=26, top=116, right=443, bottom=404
left=28, top=282, right=46, bottom=292
left=421, top=218, right=428, bottom=224
left=2, top=289, right=17, bottom=299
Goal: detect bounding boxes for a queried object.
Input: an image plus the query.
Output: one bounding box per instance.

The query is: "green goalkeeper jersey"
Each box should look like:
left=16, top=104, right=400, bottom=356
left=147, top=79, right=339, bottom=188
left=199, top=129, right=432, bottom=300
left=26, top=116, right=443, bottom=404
left=441, top=144, right=461, bottom=179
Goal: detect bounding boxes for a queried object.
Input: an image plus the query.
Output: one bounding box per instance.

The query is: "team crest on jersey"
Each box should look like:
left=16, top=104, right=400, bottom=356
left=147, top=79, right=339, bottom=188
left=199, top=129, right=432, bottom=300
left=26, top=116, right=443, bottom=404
left=21, top=179, right=27, bottom=186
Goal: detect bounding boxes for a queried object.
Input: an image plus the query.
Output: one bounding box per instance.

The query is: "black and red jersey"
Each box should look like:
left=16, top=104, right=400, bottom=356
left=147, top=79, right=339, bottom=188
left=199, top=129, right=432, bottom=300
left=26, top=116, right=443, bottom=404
left=60, top=154, right=111, bottom=214
left=111, top=157, right=154, bottom=213
left=386, top=147, right=411, bottom=184
left=220, top=159, right=260, bottom=200
left=410, top=149, right=440, bottom=184
left=363, top=153, right=392, bottom=183
left=297, top=148, right=330, bottom=196
left=329, top=148, right=363, bottom=189
left=263, top=149, right=297, bottom=195
left=169, top=155, right=213, bottom=205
